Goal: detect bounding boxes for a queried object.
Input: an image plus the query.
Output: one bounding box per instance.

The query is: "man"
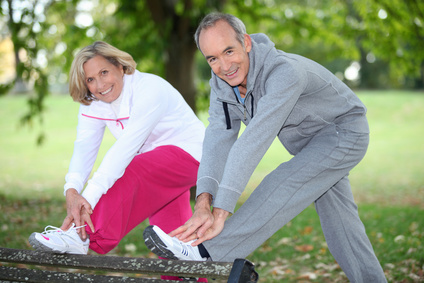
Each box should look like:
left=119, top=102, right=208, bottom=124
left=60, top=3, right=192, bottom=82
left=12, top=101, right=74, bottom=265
left=144, top=13, right=387, bottom=282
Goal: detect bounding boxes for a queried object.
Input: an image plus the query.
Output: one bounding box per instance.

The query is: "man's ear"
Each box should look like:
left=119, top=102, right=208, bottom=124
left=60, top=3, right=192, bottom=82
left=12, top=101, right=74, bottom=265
left=244, top=34, right=252, bottom=53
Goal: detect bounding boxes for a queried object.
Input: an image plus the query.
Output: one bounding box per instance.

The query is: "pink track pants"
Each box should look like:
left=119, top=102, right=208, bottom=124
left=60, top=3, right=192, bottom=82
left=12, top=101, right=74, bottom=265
left=85, top=145, right=198, bottom=253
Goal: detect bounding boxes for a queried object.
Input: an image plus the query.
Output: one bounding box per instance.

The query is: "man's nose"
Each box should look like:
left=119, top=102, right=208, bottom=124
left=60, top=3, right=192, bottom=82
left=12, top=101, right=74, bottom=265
left=221, top=58, right=232, bottom=72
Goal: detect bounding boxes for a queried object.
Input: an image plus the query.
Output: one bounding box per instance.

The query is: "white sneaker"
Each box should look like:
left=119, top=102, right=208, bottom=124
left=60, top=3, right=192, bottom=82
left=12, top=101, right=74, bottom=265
left=143, top=225, right=207, bottom=261
left=28, top=223, right=89, bottom=254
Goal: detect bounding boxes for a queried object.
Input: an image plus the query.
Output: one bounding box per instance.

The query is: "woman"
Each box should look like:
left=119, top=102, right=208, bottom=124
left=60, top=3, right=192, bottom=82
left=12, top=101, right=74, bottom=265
left=29, top=41, right=205, bottom=264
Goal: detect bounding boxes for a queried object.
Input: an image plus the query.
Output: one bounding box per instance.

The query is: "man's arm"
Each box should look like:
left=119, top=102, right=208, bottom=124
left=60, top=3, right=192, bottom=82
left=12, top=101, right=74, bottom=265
left=171, top=88, right=240, bottom=242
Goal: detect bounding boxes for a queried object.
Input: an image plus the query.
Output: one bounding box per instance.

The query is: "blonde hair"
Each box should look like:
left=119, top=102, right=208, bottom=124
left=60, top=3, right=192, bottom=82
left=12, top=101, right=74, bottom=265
left=69, top=41, right=136, bottom=105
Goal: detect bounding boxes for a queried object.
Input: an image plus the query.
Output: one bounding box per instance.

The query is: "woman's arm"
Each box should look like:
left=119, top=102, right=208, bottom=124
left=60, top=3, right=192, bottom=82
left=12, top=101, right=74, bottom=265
left=61, top=105, right=106, bottom=238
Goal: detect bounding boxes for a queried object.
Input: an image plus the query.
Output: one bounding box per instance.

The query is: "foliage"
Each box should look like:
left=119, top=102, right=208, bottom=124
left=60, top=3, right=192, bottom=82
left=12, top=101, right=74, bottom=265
left=0, top=0, right=423, bottom=141
left=224, top=0, right=424, bottom=89
left=0, top=0, right=51, bottom=143
left=353, top=0, right=424, bottom=88
left=99, top=0, right=228, bottom=112
left=0, top=0, right=94, bottom=143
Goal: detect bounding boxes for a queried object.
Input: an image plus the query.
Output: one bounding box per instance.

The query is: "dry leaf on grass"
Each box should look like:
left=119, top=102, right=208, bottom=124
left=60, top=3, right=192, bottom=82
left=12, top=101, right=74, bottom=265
left=295, top=244, right=314, bottom=252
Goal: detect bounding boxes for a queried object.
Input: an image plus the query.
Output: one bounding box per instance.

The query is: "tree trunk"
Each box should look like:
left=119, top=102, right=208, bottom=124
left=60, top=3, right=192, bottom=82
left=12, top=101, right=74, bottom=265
left=165, top=34, right=198, bottom=112
left=165, top=34, right=199, bottom=199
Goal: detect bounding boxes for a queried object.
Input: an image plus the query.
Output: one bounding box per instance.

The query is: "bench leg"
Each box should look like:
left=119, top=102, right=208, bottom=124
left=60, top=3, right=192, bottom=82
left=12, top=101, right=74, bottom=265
left=227, top=259, right=259, bottom=283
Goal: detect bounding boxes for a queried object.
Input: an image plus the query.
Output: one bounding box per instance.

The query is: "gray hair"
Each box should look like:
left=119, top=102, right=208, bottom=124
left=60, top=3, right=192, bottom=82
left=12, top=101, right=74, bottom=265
left=194, top=13, right=247, bottom=52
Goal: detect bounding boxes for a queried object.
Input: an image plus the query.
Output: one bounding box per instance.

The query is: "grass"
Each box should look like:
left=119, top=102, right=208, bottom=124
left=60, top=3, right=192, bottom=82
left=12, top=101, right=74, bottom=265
left=0, top=90, right=423, bottom=282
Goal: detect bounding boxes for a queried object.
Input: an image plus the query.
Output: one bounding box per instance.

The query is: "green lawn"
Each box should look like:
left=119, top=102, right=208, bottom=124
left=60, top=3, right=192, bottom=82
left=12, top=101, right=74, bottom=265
left=0, top=90, right=423, bottom=282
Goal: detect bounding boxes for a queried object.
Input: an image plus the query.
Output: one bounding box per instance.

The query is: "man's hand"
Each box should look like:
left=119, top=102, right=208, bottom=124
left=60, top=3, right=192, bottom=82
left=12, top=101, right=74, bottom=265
left=60, top=188, right=94, bottom=241
left=192, top=207, right=230, bottom=246
left=170, top=193, right=230, bottom=246
left=170, top=193, right=213, bottom=241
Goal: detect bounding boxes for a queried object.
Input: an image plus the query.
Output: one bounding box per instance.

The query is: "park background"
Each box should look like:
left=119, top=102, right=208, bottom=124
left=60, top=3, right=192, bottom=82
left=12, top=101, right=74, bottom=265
left=0, top=0, right=423, bottom=282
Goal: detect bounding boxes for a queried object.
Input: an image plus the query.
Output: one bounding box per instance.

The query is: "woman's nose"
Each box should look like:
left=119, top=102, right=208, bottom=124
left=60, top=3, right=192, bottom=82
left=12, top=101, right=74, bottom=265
left=96, top=78, right=105, bottom=90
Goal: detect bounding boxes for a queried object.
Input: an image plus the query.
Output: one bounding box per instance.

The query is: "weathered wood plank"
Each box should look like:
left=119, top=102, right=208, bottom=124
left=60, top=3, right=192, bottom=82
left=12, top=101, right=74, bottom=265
left=0, top=266, right=168, bottom=282
left=0, top=247, right=231, bottom=279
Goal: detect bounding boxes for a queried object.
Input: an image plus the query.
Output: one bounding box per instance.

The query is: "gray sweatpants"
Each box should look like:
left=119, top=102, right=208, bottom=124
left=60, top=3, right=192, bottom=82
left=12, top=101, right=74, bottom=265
left=203, top=122, right=387, bottom=283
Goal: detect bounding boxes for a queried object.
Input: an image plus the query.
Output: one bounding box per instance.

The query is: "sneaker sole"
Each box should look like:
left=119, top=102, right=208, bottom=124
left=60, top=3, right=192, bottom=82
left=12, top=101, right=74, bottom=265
left=28, top=233, right=63, bottom=254
left=143, top=225, right=178, bottom=260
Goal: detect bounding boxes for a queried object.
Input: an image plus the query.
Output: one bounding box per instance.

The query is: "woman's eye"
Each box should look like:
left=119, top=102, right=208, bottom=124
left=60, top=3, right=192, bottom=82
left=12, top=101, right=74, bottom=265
left=87, top=78, right=93, bottom=83
left=102, top=70, right=108, bottom=75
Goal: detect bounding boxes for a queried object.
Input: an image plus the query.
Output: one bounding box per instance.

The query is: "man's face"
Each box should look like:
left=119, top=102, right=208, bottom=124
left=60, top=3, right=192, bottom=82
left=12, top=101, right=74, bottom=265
left=199, top=20, right=252, bottom=87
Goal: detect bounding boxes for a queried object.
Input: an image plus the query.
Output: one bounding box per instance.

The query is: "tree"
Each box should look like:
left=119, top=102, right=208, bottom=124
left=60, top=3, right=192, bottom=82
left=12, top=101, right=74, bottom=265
left=0, top=0, right=108, bottom=143
left=1, top=0, right=423, bottom=141
left=226, top=0, right=424, bottom=89
left=0, top=0, right=55, bottom=143
left=353, top=0, right=424, bottom=88
left=96, top=0, right=227, bottom=113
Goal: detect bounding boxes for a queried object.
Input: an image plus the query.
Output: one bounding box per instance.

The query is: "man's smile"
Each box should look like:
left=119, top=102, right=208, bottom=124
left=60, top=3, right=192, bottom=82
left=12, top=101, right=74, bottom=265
left=225, top=68, right=238, bottom=78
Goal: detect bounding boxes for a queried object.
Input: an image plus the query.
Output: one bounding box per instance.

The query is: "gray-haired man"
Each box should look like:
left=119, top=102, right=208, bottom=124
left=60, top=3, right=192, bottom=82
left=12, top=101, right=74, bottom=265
left=144, top=12, right=387, bottom=282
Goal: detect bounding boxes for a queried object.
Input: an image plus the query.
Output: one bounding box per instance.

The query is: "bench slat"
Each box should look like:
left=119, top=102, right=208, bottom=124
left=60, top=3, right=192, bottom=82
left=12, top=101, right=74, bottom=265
left=0, top=266, right=166, bottom=283
left=0, top=248, right=231, bottom=279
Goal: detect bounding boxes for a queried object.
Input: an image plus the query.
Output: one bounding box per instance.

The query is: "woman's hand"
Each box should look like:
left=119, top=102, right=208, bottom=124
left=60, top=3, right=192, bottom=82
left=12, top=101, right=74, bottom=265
left=60, top=188, right=94, bottom=241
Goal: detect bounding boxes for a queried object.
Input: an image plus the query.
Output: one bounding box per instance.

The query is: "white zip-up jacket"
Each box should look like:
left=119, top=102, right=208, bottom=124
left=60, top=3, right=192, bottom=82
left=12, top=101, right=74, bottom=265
left=64, top=70, right=205, bottom=209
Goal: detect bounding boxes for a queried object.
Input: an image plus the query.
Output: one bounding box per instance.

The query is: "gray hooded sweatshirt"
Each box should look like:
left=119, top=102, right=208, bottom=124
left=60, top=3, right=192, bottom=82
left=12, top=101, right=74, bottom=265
left=196, top=33, right=369, bottom=213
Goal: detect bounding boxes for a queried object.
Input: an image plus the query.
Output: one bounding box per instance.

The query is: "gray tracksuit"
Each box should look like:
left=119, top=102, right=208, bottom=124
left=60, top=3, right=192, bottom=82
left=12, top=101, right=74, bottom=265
left=197, top=33, right=387, bottom=282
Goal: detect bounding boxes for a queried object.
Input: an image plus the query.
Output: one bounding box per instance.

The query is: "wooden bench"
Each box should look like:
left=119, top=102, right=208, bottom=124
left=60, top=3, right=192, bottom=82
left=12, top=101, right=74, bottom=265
left=0, top=247, right=258, bottom=282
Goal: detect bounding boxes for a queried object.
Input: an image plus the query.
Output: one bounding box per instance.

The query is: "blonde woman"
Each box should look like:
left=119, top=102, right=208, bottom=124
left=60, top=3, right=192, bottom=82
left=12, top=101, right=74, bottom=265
left=29, top=42, right=205, bottom=272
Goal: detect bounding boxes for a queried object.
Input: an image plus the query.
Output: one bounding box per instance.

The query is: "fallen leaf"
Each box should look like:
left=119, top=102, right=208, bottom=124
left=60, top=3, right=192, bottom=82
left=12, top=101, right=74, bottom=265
left=296, top=272, right=317, bottom=280
left=319, top=247, right=327, bottom=254
left=277, top=237, right=292, bottom=245
left=269, top=266, right=286, bottom=276
left=295, top=244, right=314, bottom=252
left=300, top=226, right=313, bottom=235
left=394, top=235, right=405, bottom=243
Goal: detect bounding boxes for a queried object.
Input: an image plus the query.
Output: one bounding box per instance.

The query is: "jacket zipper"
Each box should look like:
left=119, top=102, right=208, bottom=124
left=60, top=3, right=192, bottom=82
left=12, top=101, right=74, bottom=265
left=218, top=97, right=250, bottom=121
left=243, top=105, right=247, bottom=120
left=242, top=90, right=253, bottom=121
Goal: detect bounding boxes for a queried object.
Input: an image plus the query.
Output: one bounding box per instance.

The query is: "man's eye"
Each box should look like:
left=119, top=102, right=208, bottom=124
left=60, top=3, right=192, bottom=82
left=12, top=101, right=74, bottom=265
left=208, top=58, right=216, bottom=63
left=102, top=70, right=108, bottom=75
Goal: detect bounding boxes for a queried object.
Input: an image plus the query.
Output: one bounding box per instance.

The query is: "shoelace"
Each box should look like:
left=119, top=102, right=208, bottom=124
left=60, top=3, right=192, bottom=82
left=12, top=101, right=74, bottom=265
left=41, top=223, right=87, bottom=235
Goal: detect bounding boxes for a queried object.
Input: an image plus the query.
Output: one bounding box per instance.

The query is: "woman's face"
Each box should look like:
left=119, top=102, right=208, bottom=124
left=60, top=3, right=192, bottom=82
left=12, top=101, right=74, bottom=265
left=83, top=55, right=124, bottom=103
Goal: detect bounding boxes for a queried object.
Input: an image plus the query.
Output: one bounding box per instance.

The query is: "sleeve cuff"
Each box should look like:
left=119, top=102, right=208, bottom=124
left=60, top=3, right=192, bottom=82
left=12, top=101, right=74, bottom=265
left=213, top=186, right=241, bottom=214
left=64, top=182, right=83, bottom=196
left=196, top=176, right=220, bottom=201
left=81, top=183, right=104, bottom=209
